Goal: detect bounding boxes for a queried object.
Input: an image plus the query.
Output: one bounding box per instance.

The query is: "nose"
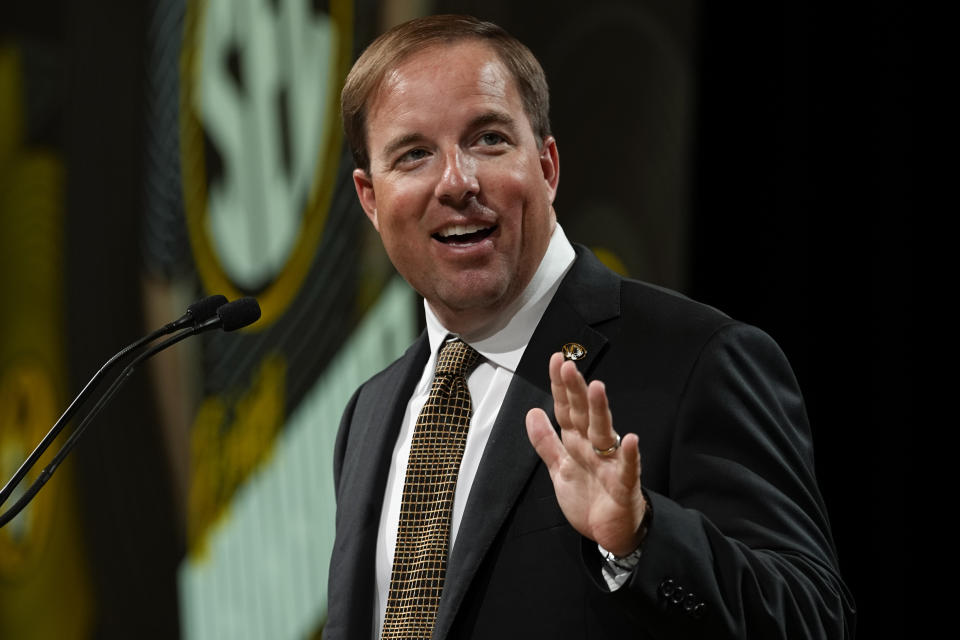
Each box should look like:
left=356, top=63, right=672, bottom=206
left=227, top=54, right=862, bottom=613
left=435, top=147, right=479, bottom=206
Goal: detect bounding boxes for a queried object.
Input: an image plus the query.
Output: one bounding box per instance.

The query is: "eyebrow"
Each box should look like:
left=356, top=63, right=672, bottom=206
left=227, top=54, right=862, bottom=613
left=467, top=111, right=516, bottom=132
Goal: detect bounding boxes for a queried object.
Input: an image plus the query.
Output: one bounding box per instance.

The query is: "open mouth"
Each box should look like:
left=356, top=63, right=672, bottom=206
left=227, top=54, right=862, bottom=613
left=432, top=223, right=497, bottom=245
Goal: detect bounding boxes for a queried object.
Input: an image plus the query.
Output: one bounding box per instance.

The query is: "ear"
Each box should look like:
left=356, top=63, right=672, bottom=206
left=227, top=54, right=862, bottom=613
left=353, top=168, right=380, bottom=231
left=539, top=136, right=560, bottom=204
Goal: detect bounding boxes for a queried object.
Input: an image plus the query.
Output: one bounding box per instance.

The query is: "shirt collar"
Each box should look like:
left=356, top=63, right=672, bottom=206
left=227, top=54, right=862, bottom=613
left=425, top=224, right=576, bottom=373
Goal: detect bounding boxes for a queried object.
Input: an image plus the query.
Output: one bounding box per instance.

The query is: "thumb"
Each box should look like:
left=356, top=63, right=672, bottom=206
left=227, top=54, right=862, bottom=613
left=525, top=408, right=565, bottom=472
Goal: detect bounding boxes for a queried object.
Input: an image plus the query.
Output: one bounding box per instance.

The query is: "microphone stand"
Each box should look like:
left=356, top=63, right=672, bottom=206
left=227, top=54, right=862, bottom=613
left=0, top=295, right=228, bottom=518
left=0, top=298, right=259, bottom=528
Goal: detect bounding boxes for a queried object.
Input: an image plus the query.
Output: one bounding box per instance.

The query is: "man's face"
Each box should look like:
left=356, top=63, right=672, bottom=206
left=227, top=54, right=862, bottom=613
left=353, top=40, right=559, bottom=335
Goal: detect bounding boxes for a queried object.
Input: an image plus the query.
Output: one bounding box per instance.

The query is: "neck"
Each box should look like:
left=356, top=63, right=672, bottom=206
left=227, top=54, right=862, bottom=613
left=427, top=302, right=506, bottom=340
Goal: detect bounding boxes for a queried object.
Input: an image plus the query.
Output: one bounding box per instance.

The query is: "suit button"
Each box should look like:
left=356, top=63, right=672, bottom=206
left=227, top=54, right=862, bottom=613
left=658, top=578, right=676, bottom=599
left=669, top=585, right=686, bottom=606
left=690, top=602, right=706, bottom=620
left=682, top=593, right=698, bottom=613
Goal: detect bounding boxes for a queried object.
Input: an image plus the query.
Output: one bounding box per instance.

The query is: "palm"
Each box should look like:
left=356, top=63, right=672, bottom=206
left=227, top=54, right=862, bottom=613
left=526, top=354, right=647, bottom=557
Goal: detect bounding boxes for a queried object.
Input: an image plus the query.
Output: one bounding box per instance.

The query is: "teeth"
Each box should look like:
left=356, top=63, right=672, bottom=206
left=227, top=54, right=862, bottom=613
left=439, top=224, right=488, bottom=238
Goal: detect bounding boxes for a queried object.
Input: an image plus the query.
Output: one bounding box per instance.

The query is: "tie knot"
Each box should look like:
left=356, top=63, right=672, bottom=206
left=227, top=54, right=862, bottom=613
left=435, top=339, right=480, bottom=377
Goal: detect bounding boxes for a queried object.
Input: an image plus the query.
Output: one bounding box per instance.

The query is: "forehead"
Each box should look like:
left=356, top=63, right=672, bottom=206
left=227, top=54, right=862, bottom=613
left=365, top=41, right=524, bottom=140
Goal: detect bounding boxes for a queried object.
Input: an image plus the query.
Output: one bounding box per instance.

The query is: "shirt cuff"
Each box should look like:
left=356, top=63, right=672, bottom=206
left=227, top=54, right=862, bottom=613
left=597, top=542, right=643, bottom=591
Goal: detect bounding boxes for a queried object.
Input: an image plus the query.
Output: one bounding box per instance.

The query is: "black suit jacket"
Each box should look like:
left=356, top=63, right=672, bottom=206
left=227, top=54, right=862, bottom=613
left=326, top=246, right=855, bottom=639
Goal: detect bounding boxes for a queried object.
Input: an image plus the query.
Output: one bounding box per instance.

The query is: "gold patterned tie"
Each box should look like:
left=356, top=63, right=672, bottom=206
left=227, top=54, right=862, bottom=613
left=381, top=338, right=481, bottom=639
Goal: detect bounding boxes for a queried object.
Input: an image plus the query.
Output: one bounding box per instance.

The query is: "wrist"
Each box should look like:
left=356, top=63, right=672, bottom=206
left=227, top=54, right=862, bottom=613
left=606, top=490, right=651, bottom=558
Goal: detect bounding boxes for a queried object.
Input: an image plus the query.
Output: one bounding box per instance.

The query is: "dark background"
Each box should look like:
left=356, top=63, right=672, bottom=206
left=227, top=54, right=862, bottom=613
left=691, top=4, right=911, bottom=638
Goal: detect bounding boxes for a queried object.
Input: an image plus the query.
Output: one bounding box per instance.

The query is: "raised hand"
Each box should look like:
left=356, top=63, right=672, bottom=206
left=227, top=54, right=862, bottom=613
left=525, top=353, right=648, bottom=557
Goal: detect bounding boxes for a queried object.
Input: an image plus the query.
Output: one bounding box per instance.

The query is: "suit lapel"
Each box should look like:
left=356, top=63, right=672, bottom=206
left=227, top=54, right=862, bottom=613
left=433, top=246, right=621, bottom=638
left=331, top=334, right=429, bottom=637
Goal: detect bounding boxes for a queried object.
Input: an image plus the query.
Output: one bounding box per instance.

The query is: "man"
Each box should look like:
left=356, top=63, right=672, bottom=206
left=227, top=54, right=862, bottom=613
left=327, top=14, right=854, bottom=640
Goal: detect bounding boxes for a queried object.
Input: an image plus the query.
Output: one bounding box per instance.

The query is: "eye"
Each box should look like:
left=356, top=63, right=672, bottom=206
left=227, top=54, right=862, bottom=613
left=477, top=132, right=506, bottom=146
left=397, top=148, right=430, bottom=165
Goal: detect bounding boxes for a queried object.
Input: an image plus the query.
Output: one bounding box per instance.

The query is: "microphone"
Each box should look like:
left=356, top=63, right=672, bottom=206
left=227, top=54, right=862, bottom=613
left=171, top=294, right=231, bottom=331
left=195, top=296, right=262, bottom=333
left=0, top=294, right=232, bottom=519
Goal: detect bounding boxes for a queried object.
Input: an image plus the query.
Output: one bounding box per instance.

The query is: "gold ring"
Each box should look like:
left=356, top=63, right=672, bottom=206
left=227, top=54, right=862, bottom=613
left=593, top=434, right=621, bottom=457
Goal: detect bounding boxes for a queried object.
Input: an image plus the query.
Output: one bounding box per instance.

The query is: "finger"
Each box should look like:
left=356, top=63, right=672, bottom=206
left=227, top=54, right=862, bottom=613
left=525, top=408, right=566, bottom=473
left=618, top=432, right=642, bottom=490
left=586, top=380, right=617, bottom=451
left=559, top=359, right=591, bottom=434
left=548, top=353, right=571, bottom=428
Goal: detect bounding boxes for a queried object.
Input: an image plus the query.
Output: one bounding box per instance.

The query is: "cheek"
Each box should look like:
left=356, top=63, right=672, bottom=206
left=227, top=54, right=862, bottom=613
left=499, top=169, right=541, bottom=226
left=377, top=184, right=432, bottom=233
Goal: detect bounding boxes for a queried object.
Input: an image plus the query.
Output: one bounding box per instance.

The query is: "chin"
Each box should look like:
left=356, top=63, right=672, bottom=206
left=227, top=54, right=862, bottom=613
left=429, top=280, right=511, bottom=324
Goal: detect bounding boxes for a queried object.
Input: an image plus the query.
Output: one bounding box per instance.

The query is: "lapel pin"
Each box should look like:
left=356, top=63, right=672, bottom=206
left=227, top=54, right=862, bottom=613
left=561, top=342, right=587, bottom=361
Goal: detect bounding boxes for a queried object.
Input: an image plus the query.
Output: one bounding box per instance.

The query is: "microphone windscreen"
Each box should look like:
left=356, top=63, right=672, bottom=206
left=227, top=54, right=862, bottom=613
left=218, top=297, right=261, bottom=331
left=187, top=294, right=228, bottom=322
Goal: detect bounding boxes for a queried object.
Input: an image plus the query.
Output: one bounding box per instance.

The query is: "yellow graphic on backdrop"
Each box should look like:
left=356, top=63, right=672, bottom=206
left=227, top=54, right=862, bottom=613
left=187, top=353, right=287, bottom=555
left=0, top=45, right=93, bottom=639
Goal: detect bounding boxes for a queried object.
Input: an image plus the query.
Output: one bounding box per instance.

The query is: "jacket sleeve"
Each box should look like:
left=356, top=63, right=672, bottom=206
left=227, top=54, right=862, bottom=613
left=602, top=323, right=856, bottom=639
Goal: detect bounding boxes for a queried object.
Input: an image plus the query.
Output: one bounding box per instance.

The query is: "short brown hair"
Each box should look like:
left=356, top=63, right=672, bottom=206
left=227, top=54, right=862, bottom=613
left=341, top=14, right=551, bottom=174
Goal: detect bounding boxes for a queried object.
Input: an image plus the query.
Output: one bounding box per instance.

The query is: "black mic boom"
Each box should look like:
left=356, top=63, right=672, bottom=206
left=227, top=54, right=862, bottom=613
left=0, top=295, right=256, bottom=528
